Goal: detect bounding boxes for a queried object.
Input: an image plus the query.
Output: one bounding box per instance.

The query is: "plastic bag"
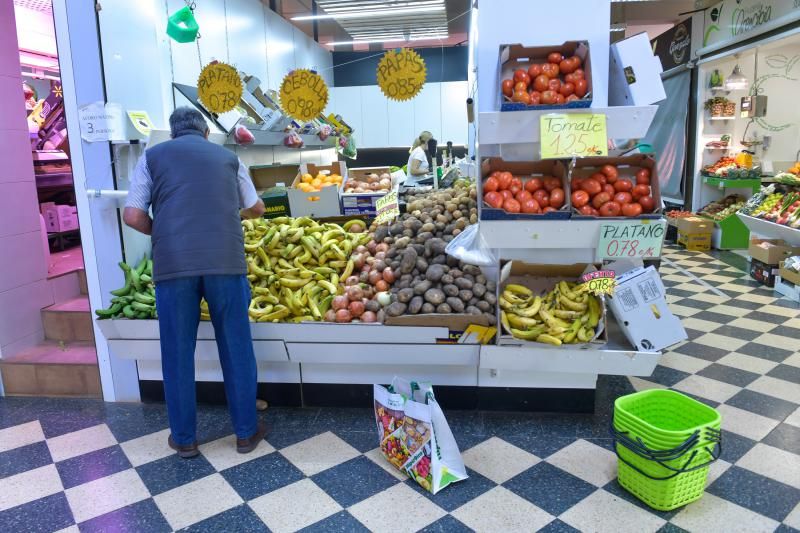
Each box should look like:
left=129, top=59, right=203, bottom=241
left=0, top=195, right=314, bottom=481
left=444, top=224, right=496, bottom=266
left=233, top=124, right=255, bottom=146
left=338, top=135, right=357, bottom=159
left=317, top=124, right=332, bottom=141
left=283, top=129, right=304, bottom=149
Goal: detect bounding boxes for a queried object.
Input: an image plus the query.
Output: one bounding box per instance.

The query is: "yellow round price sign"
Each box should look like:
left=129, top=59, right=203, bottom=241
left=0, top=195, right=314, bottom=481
left=279, top=69, right=328, bottom=122
left=377, top=48, right=427, bottom=101
left=197, top=61, right=243, bottom=114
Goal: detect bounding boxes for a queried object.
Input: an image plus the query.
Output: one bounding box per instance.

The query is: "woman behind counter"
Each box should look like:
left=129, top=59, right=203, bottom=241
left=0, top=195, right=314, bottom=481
left=408, top=131, right=433, bottom=176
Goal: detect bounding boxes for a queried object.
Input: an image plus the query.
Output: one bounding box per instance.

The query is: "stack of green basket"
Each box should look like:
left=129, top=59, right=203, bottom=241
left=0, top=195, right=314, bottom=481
left=611, top=389, right=722, bottom=511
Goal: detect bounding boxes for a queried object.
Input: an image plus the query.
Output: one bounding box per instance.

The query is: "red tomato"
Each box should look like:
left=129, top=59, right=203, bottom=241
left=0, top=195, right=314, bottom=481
left=501, top=190, right=514, bottom=201
left=601, top=164, right=618, bottom=180
left=548, top=78, right=562, bottom=92
left=603, top=184, right=615, bottom=196
left=559, top=59, right=574, bottom=74
left=636, top=168, right=651, bottom=185
left=542, top=63, right=559, bottom=78
left=573, top=68, right=585, bottom=79
left=571, top=190, right=589, bottom=208
left=580, top=178, right=602, bottom=196
left=575, top=79, right=588, bottom=98
left=548, top=52, right=564, bottom=64
left=613, top=192, right=633, bottom=205
left=591, top=172, right=607, bottom=185
left=512, top=91, right=531, bottom=104
left=622, top=202, right=643, bottom=217
left=560, top=82, right=575, bottom=97
left=527, top=64, right=543, bottom=79
left=571, top=56, right=583, bottom=68
left=513, top=69, right=530, bottom=85
left=599, top=201, right=621, bottom=217
left=633, top=184, right=651, bottom=199
left=543, top=206, right=558, bottom=214
left=533, top=74, right=550, bottom=92
left=521, top=198, right=541, bottom=214
left=504, top=198, right=521, bottom=213
left=501, top=79, right=514, bottom=97
left=484, top=191, right=503, bottom=208
left=555, top=93, right=566, bottom=104
left=516, top=190, right=533, bottom=203
left=541, top=90, right=557, bottom=105
left=566, top=94, right=580, bottom=102
left=578, top=204, right=597, bottom=216
left=532, top=189, right=550, bottom=207
left=549, top=188, right=565, bottom=208
left=514, top=81, right=528, bottom=93
left=638, top=195, right=655, bottom=213
left=544, top=176, right=561, bottom=191
left=564, top=73, right=575, bottom=84
left=509, top=184, right=522, bottom=196
left=525, top=177, right=543, bottom=192
left=484, top=176, right=499, bottom=192
left=614, top=180, right=633, bottom=193
left=510, top=177, right=523, bottom=190
left=497, top=171, right=513, bottom=190
left=571, top=176, right=584, bottom=190
left=529, top=91, right=542, bottom=105
left=592, top=192, right=612, bottom=209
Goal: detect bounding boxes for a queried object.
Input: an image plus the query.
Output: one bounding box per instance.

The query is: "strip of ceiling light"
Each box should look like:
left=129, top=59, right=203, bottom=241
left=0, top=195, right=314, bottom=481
left=292, top=1, right=445, bottom=21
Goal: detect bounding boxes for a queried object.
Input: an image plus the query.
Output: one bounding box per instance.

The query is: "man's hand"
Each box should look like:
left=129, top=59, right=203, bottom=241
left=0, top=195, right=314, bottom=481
left=123, top=207, right=153, bottom=235
left=241, top=199, right=266, bottom=220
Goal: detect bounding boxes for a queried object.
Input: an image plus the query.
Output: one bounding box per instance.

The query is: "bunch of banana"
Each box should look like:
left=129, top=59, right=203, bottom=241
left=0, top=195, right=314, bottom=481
left=96, top=255, right=157, bottom=319
left=241, top=216, right=370, bottom=322
left=499, top=281, right=600, bottom=346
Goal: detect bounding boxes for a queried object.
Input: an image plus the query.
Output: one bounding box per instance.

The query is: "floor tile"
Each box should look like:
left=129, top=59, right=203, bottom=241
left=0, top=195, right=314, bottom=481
left=736, top=443, right=800, bottom=489
left=451, top=486, right=553, bottom=532
left=56, top=445, right=132, bottom=489
left=762, top=423, right=800, bottom=456
left=559, top=489, right=666, bottom=533
left=696, top=363, right=761, bottom=387
left=299, top=510, right=370, bottom=532
left=671, top=492, right=780, bottom=533
left=647, top=365, right=692, bottom=387
left=672, top=374, right=741, bottom=403
left=658, top=351, right=713, bottom=374
left=65, top=468, right=150, bottom=523
left=0, top=440, right=52, bottom=479
left=727, top=389, right=799, bottom=421
left=545, top=439, right=617, bottom=487
left=313, top=408, right=376, bottom=433
left=672, top=342, right=729, bottom=362
left=769, top=325, right=800, bottom=340
left=363, top=447, right=410, bottom=481
left=334, top=430, right=382, bottom=453
left=503, top=462, right=596, bottom=516
left=311, top=456, right=400, bottom=508
left=0, top=463, right=63, bottom=512
left=716, top=352, right=779, bottom=375
left=730, top=317, right=778, bottom=333
left=199, top=433, right=274, bottom=472
left=154, top=473, right=243, bottom=531
left=119, top=429, right=172, bottom=468
left=785, top=502, right=800, bottom=531
left=709, top=304, right=751, bottom=318
left=694, top=332, right=748, bottom=352
left=673, top=317, right=718, bottom=333
left=405, top=466, right=495, bottom=513
left=737, top=341, right=794, bottom=362
left=705, top=457, right=732, bottom=487
left=248, top=479, right=341, bottom=532
left=47, top=424, right=117, bottom=463
left=104, top=404, right=171, bottom=444
left=221, top=450, right=304, bottom=501
left=716, top=404, right=780, bottom=441
left=720, top=430, right=757, bottom=463
left=348, top=482, right=447, bottom=533
left=767, top=364, right=800, bottom=384
left=707, top=466, right=800, bottom=522
left=785, top=352, right=800, bottom=369
left=135, top=452, right=216, bottom=496
left=747, top=375, right=800, bottom=405
left=663, top=304, right=700, bottom=318
left=538, top=518, right=583, bottom=532
left=784, top=407, right=800, bottom=428
left=0, top=492, right=74, bottom=533
left=482, top=411, right=541, bottom=437
left=0, top=420, right=44, bottom=453
left=279, top=431, right=360, bottom=477
left=78, top=498, right=171, bottom=533
left=461, top=436, right=540, bottom=484
left=628, top=377, right=667, bottom=392
left=179, top=503, right=268, bottom=533
left=417, top=514, right=473, bottom=533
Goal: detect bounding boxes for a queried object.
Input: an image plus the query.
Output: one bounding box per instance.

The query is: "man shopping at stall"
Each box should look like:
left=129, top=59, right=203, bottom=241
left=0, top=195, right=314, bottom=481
left=123, top=107, right=267, bottom=458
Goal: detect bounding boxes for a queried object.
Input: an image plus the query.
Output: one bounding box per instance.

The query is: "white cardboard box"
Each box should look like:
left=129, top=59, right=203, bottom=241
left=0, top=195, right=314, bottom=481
left=609, top=32, right=666, bottom=106
left=44, top=205, right=78, bottom=232
left=606, top=264, right=686, bottom=352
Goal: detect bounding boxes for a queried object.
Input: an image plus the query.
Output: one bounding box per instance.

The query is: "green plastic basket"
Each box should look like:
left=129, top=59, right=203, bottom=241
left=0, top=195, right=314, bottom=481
left=615, top=390, right=720, bottom=438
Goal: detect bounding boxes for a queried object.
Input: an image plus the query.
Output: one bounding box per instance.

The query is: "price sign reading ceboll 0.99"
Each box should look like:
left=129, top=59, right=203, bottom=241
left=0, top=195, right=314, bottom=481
left=279, top=69, right=329, bottom=122
left=597, top=220, right=666, bottom=260
left=377, top=48, right=427, bottom=102
left=197, top=61, right=243, bottom=115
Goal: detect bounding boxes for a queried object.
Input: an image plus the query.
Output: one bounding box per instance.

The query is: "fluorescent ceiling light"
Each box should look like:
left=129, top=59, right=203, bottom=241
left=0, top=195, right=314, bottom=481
left=325, top=34, right=448, bottom=46
left=293, top=5, right=444, bottom=21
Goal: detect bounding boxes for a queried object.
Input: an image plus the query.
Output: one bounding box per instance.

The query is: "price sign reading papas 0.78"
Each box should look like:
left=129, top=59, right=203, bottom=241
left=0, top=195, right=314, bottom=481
left=197, top=62, right=243, bottom=115
left=597, top=220, right=666, bottom=260
left=279, top=69, right=328, bottom=122
left=540, top=113, right=608, bottom=159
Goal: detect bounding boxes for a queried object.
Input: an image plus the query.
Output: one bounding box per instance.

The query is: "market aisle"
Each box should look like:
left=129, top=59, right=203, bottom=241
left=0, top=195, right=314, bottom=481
left=0, top=247, right=799, bottom=532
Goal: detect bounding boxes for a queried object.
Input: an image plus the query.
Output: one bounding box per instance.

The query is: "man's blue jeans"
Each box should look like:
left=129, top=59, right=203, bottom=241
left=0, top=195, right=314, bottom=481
left=155, top=274, right=257, bottom=446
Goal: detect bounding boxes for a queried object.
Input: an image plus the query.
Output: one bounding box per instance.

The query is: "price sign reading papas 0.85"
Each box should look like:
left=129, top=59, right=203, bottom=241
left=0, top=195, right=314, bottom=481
left=197, top=62, right=243, bottom=115
left=279, top=69, right=328, bottom=122
left=597, top=220, right=667, bottom=260
left=376, top=48, right=426, bottom=102
left=540, top=113, right=608, bottom=159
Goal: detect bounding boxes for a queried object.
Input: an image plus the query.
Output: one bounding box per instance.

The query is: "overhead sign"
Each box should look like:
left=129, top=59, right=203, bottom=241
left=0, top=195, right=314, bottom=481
left=279, top=69, right=328, bottom=122
left=651, top=18, right=693, bottom=71
left=197, top=61, right=243, bottom=115
left=77, top=101, right=124, bottom=142
left=376, top=48, right=427, bottom=102
left=702, top=0, right=800, bottom=48
left=374, top=190, right=400, bottom=225
left=540, top=114, right=607, bottom=159
left=597, top=220, right=666, bottom=260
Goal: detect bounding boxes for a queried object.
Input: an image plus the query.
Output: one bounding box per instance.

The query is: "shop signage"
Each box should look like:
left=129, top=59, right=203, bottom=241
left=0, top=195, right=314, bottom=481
left=578, top=270, right=617, bottom=296
left=376, top=48, right=427, bottom=101
left=597, top=220, right=666, bottom=260
left=197, top=61, right=243, bottom=115
left=279, top=69, right=329, bottom=122
left=540, top=114, right=608, bottom=159
left=651, top=18, right=693, bottom=71
left=375, top=190, right=400, bottom=224
left=77, top=101, right=124, bottom=142
left=702, top=0, right=800, bottom=48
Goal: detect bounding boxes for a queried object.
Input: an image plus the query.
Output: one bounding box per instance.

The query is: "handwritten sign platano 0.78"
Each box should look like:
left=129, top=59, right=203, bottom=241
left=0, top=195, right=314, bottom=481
left=376, top=49, right=426, bottom=102
left=596, top=220, right=666, bottom=260
left=197, top=62, right=243, bottom=114
left=279, top=69, right=328, bottom=122
left=540, top=113, right=608, bottom=159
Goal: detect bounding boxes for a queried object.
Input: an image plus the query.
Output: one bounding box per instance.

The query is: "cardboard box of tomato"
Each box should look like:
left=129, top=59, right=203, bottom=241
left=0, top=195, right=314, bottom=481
left=568, top=154, right=662, bottom=219
left=498, top=41, right=593, bottom=111
left=480, top=158, right=571, bottom=220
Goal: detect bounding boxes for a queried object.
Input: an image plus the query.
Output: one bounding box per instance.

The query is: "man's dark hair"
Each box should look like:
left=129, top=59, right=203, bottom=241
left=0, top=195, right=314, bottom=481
left=169, top=107, right=209, bottom=138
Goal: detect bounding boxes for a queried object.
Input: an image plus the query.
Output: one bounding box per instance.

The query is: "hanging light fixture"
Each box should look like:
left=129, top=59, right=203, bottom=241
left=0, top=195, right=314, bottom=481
left=725, top=64, right=749, bottom=91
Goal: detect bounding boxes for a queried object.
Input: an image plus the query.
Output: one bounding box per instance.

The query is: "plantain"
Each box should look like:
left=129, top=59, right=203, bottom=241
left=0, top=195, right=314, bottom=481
left=563, top=319, right=582, bottom=344
left=510, top=325, right=547, bottom=340
left=504, top=283, right=533, bottom=297
left=559, top=294, right=587, bottom=312
left=577, top=326, right=594, bottom=342
left=513, top=296, right=542, bottom=317
left=95, top=303, right=122, bottom=318
left=587, top=296, right=600, bottom=328
left=536, top=334, right=562, bottom=346
left=507, top=313, right=541, bottom=330
left=500, top=311, right=513, bottom=334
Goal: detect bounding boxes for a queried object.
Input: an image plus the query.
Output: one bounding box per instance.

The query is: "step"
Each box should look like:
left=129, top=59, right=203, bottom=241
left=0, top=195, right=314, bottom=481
left=42, top=297, right=94, bottom=342
left=78, top=269, right=88, bottom=295
left=1, top=342, right=100, bottom=397
left=1, top=341, right=97, bottom=365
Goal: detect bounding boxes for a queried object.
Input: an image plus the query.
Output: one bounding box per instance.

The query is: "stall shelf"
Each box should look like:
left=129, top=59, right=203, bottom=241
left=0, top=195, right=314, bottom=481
left=703, top=176, right=761, bottom=193
left=738, top=213, right=800, bottom=246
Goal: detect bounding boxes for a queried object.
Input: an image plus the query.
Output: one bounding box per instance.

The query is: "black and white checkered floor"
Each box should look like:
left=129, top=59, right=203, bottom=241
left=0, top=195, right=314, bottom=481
left=0, top=246, right=798, bottom=532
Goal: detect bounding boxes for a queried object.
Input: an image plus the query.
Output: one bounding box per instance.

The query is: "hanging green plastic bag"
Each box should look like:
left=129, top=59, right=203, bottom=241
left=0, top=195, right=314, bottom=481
left=167, top=6, right=199, bottom=43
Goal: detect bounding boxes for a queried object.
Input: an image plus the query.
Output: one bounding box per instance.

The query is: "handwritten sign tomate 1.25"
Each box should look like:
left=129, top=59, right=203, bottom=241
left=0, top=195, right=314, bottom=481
left=540, top=113, right=608, bottom=159
left=279, top=69, right=328, bottom=122
left=197, top=62, right=243, bottom=114
left=376, top=49, right=426, bottom=102
left=596, top=220, right=666, bottom=260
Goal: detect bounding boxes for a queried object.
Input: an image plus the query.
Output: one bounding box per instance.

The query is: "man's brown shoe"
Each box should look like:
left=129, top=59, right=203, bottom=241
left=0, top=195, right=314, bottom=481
left=168, top=436, right=200, bottom=459
left=237, top=422, right=268, bottom=454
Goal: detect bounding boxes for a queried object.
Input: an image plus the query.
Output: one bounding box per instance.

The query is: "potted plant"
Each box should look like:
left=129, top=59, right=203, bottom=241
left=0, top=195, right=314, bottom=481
left=723, top=100, right=736, bottom=116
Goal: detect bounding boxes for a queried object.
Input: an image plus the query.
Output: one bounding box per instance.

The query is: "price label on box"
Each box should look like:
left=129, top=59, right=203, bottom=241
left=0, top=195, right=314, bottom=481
left=540, top=113, right=608, bottom=159
left=597, top=220, right=666, bottom=260
left=375, top=190, right=399, bottom=225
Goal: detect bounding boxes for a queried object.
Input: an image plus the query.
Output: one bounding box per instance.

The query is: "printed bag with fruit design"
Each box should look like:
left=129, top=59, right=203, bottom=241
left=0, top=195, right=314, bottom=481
left=373, top=379, right=468, bottom=494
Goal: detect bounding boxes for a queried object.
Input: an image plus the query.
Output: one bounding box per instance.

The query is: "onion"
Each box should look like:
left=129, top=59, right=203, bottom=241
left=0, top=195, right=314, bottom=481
left=376, top=291, right=392, bottom=307
left=375, top=243, right=389, bottom=253
left=362, top=264, right=371, bottom=273
left=324, top=309, right=336, bottom=322
left=370, top=182, right=381, bottom=191
left=368, top=270, right=383, bottom=286
left=349, top=222, right=364, bottom=233
left=368, top=173, right=379, bottom=183
left=355, top=245, right=368, bottom=254
left=367, top=240, right=377, bottom=254
left=345, top=276, right=359, bottom=286
left=332, top=295, right=349, bottom=311
left=373, top=260, right=387, bottom=273
left=366, top=256, right=375, bottom=265
left=382, top=267, right=396, bottom=284
left=375, top=279, right=389, bottom=292
left=379, top=178, right=391, bottom=189
left=335, top=309, right=352, bottom=323
left=345, top=285, right=364, bottom=301
left=352, top=253, right=366, bottom=270
left=359, top=271, right=370, bottom=284
left=349, top=300, right=365, bottom=318
left=374, top=251, right=386, bottom=261
left=354, top=187, right=366, bottom=193
left=361, top=311, right=377, bottom=323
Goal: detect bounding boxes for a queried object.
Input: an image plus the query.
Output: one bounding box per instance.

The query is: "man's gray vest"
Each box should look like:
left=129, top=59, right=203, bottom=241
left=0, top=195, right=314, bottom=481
left=146, top=130, right=246, bottom=282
